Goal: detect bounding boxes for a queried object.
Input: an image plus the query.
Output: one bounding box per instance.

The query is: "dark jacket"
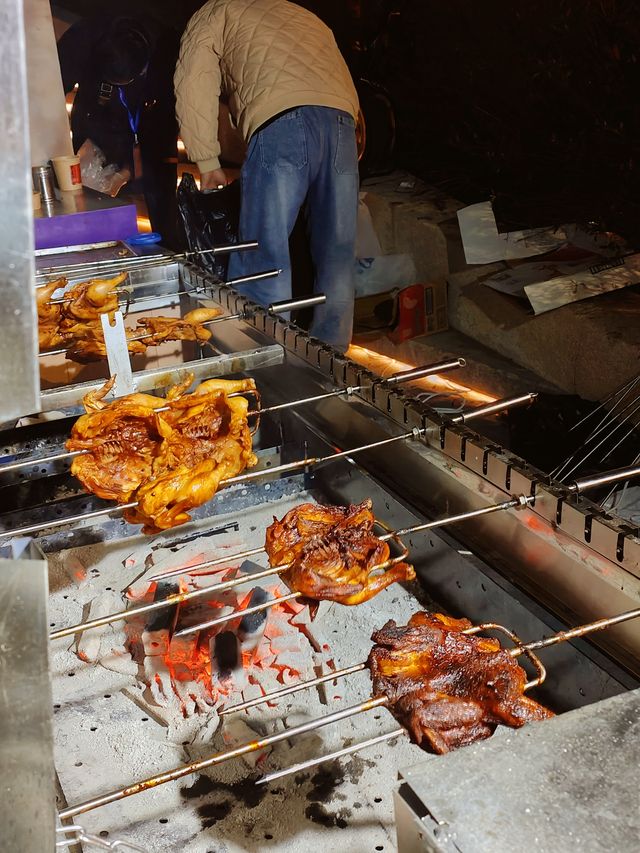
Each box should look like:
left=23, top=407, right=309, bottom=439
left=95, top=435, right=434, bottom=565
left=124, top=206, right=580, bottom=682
left=58, top=15, right=180, bottom=247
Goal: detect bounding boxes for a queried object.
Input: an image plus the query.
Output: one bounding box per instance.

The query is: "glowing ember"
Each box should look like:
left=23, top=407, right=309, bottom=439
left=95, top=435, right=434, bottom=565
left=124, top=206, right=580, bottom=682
left=116, top=569, right=328, bottom=718
left=346, top=344, right=497, bottom=405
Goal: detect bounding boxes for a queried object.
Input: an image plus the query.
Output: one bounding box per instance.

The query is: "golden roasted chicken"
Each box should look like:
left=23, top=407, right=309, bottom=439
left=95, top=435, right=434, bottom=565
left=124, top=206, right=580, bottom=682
left=59, top=271, right=127, bottom=325
left=38, top=272, right=127, bottom=353
left=124, top=376, right=257, bottom=532
left=36, top=277, right=67, bottom=348
left=62, top=307, right=223, bottom=362
left=131, top=307, right=223, bottom=346
left=67, top=376, right=167, bottom=502
left=67, top=373, right=258, bottom=533
left=368, top=611, right=554, bottom=754
left=264, top=501, right=416, bottom=608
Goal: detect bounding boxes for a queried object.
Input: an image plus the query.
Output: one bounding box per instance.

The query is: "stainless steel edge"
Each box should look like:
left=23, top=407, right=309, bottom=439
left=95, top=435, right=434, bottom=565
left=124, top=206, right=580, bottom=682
left=0, top=0, right=40, bottom=420
left=38, top=344, right=283, bottom=411
left=0, top=539, right=54, bottom=852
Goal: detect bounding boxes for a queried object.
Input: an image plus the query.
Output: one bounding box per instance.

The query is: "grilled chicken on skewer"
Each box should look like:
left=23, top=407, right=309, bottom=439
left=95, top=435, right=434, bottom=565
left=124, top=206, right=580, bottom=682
left=368, top=611, right=554, bottom=754
left=66, top=373, right=258, bottom=533
left=59, top=271, right=128, bottom=324
left=264, top=500, right=416, bottom=611
left=62, top=307, right=224, bottom=362
left=37, top=277, right=67, bottom=348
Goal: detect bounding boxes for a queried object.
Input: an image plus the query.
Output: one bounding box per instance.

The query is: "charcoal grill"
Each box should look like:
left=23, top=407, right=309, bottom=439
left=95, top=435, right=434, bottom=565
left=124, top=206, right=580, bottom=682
left=2, top=245, right=640, bottom=852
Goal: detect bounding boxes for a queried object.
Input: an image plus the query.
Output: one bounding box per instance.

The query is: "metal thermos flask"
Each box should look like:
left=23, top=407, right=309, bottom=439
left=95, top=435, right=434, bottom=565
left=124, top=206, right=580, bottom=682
left=32, top=164, right=56, bottom=202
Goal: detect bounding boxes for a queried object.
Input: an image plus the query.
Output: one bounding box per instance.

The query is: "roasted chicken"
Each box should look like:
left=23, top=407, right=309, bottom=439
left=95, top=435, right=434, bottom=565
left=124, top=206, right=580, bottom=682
left=264, top=501, right=416, bottom=608
left=67, top=376, right=168, bottom=502
left=131, top=307, right=223, bottom=346
left=38, top=272, right=128, bottom=353
left=67, top=373, right=258, bottom=533
left=59, top=271, right=128, bottom=325
left=38, top=271, right=223, bottom=361
left=36, top=277, right=67, bottom=348
left=124, top=377, right=257, bottom=532
left=368, top=611, right=554, bottom=754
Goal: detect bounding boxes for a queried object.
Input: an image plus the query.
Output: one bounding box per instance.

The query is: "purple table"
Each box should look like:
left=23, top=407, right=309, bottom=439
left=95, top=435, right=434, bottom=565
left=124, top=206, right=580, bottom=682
left=34, top=187, right=138, bottom=250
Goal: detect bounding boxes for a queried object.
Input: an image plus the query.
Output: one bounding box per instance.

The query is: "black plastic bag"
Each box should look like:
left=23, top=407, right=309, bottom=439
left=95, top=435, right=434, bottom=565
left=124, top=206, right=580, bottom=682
left=176, top=172, right=240, bottom=281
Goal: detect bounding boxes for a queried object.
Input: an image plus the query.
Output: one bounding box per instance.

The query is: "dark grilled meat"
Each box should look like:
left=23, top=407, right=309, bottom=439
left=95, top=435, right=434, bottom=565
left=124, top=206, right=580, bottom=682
left=368, top=611, right=554, bottom=754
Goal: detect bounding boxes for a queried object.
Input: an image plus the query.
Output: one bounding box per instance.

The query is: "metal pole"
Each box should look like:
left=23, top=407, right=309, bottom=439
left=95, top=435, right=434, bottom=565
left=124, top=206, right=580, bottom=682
left=58, top=696, right=388, bottom=818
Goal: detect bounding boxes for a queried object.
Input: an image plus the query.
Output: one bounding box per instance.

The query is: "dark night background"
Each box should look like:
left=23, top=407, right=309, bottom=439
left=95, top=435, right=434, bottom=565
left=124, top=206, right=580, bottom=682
left=52, top=0, right=640, bottom=245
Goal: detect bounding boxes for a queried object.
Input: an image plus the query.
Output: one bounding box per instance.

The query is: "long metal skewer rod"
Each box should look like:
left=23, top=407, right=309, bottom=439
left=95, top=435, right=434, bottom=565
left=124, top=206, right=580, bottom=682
left=0, top=358, right=465, bottom=474
left=220, top=663, right=368, bottom=716
left=36, top=242, right=260, bottom=280
left=256, top=728, right=405, bottom=786
left=45, top=268, right=280, bottom=307
left=51, top=495, right=529, bottom=640
left=153, top=493, right=530, bottom=587
left=58, top=696, right=388, bottom=819
left=510, top=607, right=640, bottom=654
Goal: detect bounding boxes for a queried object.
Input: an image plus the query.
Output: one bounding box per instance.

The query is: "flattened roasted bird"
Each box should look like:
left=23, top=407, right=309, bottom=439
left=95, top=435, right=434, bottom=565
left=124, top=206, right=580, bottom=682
left=60, top=272, right=128, bottom=324
left=38, top=272, right=128, bottom=352
left=61, top=307, right=223, bottom=362
left=67, top=376, right=167, bottom=502
left=368, top=611, right=554, bottom=754
left=131, top=307, right=223, bottom=346
left=37, top=278, right=67, bottom=348
left=66, top=373, right=258, bottom=533
left=124, top=377, right=257, bottom=533
left=264, top=501, right=416, bottom=607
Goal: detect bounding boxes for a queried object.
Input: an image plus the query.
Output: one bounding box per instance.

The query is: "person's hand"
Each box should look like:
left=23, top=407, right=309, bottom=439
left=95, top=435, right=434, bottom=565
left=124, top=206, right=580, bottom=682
left=199, top=168, right=231, bottom=190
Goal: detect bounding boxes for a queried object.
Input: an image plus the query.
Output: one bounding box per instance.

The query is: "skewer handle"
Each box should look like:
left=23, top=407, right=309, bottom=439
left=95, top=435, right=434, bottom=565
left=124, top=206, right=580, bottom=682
left=267, top=294, right=326, bottom=314
left=452, top=392, right=538, bottom=423
left=568, top=466, right=640, bottom=494
left=382, top=357, right=466, bottom=385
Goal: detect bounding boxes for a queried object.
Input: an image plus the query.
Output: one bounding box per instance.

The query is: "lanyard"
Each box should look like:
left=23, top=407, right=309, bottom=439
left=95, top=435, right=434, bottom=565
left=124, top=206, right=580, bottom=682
left=118, top=86, right=141, bottom=144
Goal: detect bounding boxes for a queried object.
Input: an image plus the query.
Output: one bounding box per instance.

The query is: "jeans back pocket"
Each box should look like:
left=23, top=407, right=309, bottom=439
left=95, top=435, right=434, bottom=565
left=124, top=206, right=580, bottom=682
left=334, top=113, right=358, bottom=175
left=259, top=111, right=308, bottom=172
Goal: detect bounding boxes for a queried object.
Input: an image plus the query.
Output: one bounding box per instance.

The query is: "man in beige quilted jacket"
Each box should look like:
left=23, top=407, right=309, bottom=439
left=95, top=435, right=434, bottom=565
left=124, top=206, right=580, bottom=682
left=175, top=0, right=360, bottom=351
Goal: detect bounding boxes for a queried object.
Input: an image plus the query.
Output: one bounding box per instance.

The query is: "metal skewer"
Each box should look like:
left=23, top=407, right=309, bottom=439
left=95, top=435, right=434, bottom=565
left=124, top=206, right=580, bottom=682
left=256, top=728, right=405, bottom=786
left=45, top=268, right=279, bottom=307
left=0, top=430, right=425, bottom=540
left=36, top=242, right=260, bottom=281
left=58, top=696, right=388, bottom=819
left=0, top=389, right=531, bottom=478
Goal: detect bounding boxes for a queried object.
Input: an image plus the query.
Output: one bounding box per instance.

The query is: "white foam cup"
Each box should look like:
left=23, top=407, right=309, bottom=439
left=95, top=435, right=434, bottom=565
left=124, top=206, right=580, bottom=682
left=52, top=155, right=83, bottom=192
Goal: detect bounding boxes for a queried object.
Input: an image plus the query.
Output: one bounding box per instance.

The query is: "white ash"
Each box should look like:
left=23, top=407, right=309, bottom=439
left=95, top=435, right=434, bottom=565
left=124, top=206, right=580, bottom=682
left=50, top=489, right=428, bottom=852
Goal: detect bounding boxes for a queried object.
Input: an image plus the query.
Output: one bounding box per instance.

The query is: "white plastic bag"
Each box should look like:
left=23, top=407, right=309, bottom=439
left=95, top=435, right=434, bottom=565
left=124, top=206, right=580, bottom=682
left=354, top=254, right=417, bottom=297
left=77, top=138, right=130, bottom=197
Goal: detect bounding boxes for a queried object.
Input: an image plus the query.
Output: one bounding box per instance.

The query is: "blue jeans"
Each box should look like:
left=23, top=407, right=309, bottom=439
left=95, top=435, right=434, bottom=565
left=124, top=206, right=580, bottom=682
left=227, top=106, right=359, bottom=351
